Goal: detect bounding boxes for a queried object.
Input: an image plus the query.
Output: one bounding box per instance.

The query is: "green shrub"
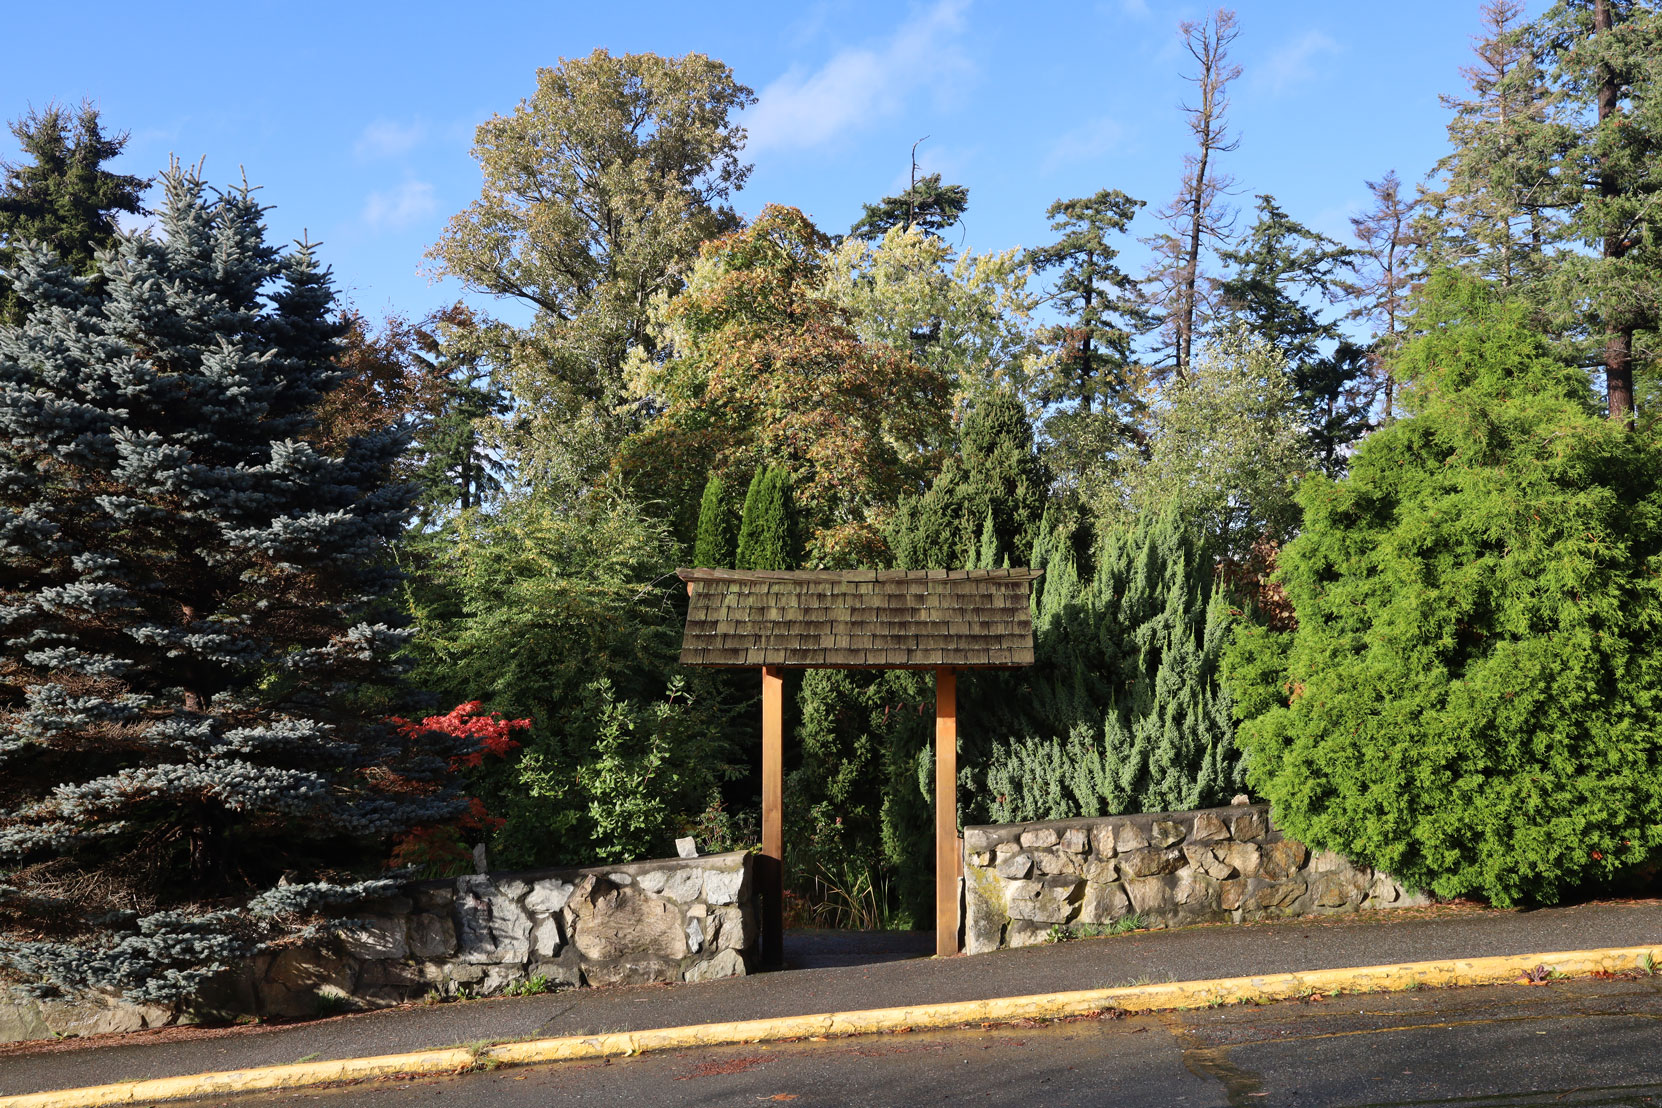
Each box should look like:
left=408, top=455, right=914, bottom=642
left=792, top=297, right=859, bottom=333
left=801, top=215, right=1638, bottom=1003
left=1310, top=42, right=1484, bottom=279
left=1229, top=272, right=1662, bottom=906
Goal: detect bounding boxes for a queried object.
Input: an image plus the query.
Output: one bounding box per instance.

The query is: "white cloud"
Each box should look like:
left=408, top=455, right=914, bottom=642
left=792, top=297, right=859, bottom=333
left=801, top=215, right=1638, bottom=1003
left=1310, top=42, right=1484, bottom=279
left=355, top=119, right=426, bottom=160
left=1041, top=115, right=1126, bottom=174
left=362, top=180, right=436, bottom=231
left=746, top=0, right=974, bottom=153
left=1257, top=30, right=1341, bottom=96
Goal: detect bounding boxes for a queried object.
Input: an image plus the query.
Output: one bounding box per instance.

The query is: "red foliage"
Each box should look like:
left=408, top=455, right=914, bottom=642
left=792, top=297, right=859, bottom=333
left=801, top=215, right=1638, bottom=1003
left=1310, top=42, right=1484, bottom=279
left=390, top=700, right=531, bottom=769
left=387, top=702, right=530, bottom=875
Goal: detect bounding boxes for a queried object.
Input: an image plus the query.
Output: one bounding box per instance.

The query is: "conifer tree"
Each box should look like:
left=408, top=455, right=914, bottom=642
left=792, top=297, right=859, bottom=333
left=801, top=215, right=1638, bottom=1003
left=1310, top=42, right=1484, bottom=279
left=692, top=473, right=737, bottom=568
left=1217, top=194, right=1368, bottom=472
left=735, top=467, right=798, bottom=570
left=1346, top=171, right=1421, bottom=422
left=978, top=512, right=1243, bottom=822
left=0, top=165, right=468, bottom=1004
left=888, top=393, right=1051, bottom=570
left=1229, top=272, right=1662, bottom=906
left=0, top=102, right=148, bottom=324
left=849, top=158, right=969, bottom=240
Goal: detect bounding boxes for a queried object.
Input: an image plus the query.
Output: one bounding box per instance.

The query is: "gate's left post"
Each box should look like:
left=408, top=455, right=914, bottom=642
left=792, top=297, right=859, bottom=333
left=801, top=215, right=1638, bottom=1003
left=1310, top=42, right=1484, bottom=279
left=761, top=664, right=784, bottom=967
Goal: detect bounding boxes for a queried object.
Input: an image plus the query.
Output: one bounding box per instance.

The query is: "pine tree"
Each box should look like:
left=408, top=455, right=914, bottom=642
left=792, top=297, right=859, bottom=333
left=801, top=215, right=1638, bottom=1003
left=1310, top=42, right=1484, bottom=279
left=1217, top=194, right=1368, bottom=473
left=1230, top=271, right=1662, bottom=906
left=1345, top=171, right=1421, bottom=422
left=692, top=473, right=737, bottom=568
left=1025, top=190, right=1152, bottom=495
left=407, top=306, right=509, bottom=520
left=0, top=102, right=148, bottom=324
left=848, top=143, right=969, bottom=240
left=735, top=467, right=798, bottom=570
left=0, top=165, right=468, bottom=1004
left=1143, top=8, right=1243, bottom=378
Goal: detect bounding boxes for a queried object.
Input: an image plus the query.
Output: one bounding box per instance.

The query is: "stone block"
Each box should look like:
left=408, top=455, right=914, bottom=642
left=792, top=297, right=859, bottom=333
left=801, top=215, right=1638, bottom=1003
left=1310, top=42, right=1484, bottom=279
left=1217, top=841, right=1262, bottom=878
left=1219, top=879, right=1247, bottom=911
left=1006, top=875, right=1081, bottom=924
left=1020, top=827, right=1060, bottom=850
left=1259, top=840, right=1308, bottom=881
left=38, top=995, right=164, bottom=1038
left=1190, top=813, right=1228, bottom=842
left=1174, top=871, right=1220, bottom=910
left=1059, top=827, right=1090, bottom=855
left=572, top=887, right=688, bottom=961
left=494, top=878, right=532, bottom=900
left=607, top=872, right=635, bottom=886
left=709, top=906, right=754, bottom=952
left=581, top=957, right=681, bottom=987
left=1242, top=879, right=1306, bottom=913
left=1310, top=871, right=1367, bottom=909
left=968, top=851, right=993, bottom=867
left=1117, top=847, right=1184, bottom=878
left=964, top=828, right=1003, bottom=852
left=1034, top=851, right=1081, bottom=876
left=407, top=912, right=457, bottom=958
left=525, top=878, right=576, bottom=914
left=635, top=869, right=671, bottom=895
left=1114, top=821, right=1150, bottom=852
left=685, top=916, right=705, bottom=954
left=1089, top=825, right=1119, bottom=858
left=964, top=876, right=1007, bottom=956
left=1124, top=875, right=1177, bottom=915
left=412, top=885, right=455, bottom=912
left=1077, top=881, right=1130, bottom=924
left=684, top=948, right=747, bottom=983
left=454, top=877, right=533, bottom=964
left=1006, top=920, right=1053, bottom=948
left=1149, top=820, right=1186, bottom=848
left=1230, top=810, right=1268, bottom=842
left=703, top=867, right=746, bottom=906
left=533, top=916, right=564, bottom=958
left=995, top=853, right=1034, bottom=880
left=338, top=916, right=408, bottom=961
left=1082, top=858, right=1118, bottom=883
left=1309, top=850, right=1349, bottom=875
left=0, top=991, right=49, bottom=1043
left=1184, top=843, right=1234, bottom=880
left=661, top=867, right=705, bottom=903
left=676, top=836, right=699, bottom=859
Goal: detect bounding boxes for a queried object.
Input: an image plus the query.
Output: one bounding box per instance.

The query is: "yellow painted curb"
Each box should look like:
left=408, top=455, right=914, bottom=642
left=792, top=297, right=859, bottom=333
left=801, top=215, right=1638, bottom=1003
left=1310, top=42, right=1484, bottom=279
left=3, top=945, right=1655, bottom=1108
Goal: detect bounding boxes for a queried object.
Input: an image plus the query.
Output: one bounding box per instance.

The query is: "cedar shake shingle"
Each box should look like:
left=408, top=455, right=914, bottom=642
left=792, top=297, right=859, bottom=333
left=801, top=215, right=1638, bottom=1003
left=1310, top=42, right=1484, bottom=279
left=677, top=568, right=1040, bottom=669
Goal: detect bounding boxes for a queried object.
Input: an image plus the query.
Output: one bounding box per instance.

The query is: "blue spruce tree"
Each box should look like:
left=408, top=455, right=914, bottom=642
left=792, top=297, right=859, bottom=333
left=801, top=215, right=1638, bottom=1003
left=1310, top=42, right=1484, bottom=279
left=0, top=165, right=469, bottom=1005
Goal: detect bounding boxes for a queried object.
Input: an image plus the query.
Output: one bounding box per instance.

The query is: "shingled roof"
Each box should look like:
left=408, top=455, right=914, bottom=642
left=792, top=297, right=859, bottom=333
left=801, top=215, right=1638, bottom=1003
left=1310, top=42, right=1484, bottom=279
left=677, top=568, right=1041, bottom=669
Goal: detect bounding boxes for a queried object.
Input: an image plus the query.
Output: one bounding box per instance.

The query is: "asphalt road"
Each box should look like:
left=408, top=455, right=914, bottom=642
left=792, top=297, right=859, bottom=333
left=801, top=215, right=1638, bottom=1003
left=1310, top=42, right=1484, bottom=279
left=6, top=900, right=1660, bottom=1098
left=203, top=976, right=1662, bottom=1108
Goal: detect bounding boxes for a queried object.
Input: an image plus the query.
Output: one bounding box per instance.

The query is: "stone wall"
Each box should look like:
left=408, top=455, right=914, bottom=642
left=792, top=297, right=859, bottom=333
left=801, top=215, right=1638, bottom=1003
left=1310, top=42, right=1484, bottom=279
left=963, top=803, right=1426, bottom=954
left=1, top=850, right=756, bottom=1043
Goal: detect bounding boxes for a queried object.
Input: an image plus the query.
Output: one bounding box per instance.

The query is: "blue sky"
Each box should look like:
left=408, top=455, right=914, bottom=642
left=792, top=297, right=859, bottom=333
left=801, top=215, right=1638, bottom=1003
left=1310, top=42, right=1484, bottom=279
left=2, top=1, right=1499, bottom=326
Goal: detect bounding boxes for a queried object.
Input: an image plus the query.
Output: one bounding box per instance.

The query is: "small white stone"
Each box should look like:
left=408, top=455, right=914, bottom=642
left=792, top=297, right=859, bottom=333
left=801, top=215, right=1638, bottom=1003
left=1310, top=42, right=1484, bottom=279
left=676, top=836, right=699, bottom=859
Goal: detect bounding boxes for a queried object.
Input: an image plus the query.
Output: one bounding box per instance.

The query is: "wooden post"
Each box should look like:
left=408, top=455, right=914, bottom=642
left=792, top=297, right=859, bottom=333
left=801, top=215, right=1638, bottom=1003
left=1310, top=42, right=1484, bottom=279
left=935, top=667, right=958, bottom=957
left=761, top=665, right=784, bottom=966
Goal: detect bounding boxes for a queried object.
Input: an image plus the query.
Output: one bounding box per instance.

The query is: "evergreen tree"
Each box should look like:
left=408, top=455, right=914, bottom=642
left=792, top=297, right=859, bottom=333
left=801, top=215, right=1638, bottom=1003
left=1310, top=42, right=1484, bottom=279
left=888, top=393, right=1051, bottom=570
left=1228, top=272, right=1662, bottom=906
left=849, top=171, right=969, bottom=240
left=0, top=102, right=148, bottom=324
left=1217, top=194, right=1367, bottom=473
left=407, top=307, right=509, bottom=520
left=1533, top=0, right=1662, bottom=424
left=976, top=511, right=1243, bottom=822
left=1025, top=190, right=1152, bottom=495
left=735, top=467, right=798, bottom=570
left=692, top=473, right=737, bottom=567
left=0, top=165, right=466, bottom=1004
left=1418, top=0, right=1565, bottom=296
left=1346, top=171, right=1421, bottom=422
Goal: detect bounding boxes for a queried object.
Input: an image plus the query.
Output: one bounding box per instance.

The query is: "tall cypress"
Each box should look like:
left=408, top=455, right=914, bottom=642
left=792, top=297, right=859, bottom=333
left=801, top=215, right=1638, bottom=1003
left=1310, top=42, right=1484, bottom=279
left=735, top=467, right=797, bottom=571
left=692, top=473, right=737, bottom=568
left=0, top=165, right=468, bottom=1005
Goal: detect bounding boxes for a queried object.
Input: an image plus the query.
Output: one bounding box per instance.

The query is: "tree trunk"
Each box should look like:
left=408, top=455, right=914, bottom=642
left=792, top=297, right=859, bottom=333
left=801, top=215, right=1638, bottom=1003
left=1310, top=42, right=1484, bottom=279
left=1594, top=0, right=1635, bottom=426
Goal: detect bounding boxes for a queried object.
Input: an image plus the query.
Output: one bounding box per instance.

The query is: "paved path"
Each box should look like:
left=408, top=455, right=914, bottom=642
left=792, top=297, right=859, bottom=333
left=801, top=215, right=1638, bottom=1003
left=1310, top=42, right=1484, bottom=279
left=1, top=900, right=1657, bottom=1098
left=184, top=977, right=1662, bottom=1107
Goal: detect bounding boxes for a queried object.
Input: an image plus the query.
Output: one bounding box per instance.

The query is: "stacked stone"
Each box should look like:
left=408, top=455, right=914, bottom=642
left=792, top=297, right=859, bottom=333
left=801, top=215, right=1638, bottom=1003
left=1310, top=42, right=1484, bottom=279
left=1, top=851, right=759, bottom=1041
left=963, top=805, right=1425, bottom=954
